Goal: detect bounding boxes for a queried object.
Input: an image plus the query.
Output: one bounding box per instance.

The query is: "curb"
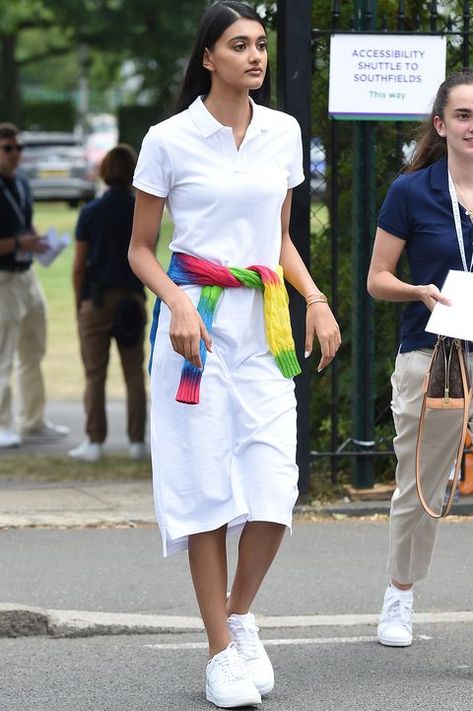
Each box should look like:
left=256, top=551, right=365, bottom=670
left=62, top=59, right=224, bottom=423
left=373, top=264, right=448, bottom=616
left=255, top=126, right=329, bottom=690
left=0, top=605, right=381, bottom=639
left=0, top=604, right=49, bottom=637
left=3, top=604, right=473, bottom=639
left=3, top=500, right=473, bottom=529
left=0, top=604, right=203, bottom=638
left=317, top=498, right=473, bottom=517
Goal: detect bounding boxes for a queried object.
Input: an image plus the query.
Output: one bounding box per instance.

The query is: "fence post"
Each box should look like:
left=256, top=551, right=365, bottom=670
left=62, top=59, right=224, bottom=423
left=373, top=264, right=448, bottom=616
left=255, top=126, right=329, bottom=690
left=277, top=0, right=312, bottom=496
left=350, top=0, right=377, bottom=488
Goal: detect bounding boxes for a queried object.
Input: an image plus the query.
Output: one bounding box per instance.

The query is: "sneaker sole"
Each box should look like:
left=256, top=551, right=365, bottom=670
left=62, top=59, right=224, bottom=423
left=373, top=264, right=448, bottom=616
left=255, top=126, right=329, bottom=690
left=377, top=635, right=412, bottom=647
left=206, top=687, right=261, bottom=708
left=256, top=680, right=274, bottom=696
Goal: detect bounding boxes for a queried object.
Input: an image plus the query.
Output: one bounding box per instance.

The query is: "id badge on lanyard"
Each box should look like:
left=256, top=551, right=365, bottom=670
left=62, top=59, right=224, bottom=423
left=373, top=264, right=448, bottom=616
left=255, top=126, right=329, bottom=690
left=447, top=171, right=473, bottom=273
left=448, top=171, right=473, bottom=352
left=0, top=177, right=31, bottom=263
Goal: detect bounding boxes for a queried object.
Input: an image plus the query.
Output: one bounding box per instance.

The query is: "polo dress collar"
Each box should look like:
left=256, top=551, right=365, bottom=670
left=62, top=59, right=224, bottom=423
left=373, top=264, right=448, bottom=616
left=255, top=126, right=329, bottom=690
left=430, top=156, right=448, bottom=192
left=188, top=95, right=271, bottom=140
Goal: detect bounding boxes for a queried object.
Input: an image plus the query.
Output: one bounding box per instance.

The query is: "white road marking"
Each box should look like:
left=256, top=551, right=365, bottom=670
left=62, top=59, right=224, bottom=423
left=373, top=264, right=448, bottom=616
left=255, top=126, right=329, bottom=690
left=143, top=635, right=432, bottom=650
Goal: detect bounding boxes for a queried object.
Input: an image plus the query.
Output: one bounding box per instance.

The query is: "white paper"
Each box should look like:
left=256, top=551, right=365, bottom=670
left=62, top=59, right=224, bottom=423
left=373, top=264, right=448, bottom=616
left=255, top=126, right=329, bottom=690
left=425, top=269, right=473, bottom=341
left=34, top=228, right=70, bottom=267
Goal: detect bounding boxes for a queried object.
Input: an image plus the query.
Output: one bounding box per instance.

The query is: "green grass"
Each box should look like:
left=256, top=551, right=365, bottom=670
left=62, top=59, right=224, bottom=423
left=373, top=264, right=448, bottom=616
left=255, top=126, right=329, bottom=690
left=0, top=453, right=151, bottom=482
left=34, top=202, right=173, bottom=399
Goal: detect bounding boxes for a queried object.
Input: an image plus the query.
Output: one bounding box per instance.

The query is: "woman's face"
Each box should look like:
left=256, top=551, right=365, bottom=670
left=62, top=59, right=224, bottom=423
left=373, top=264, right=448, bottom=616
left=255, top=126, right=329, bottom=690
left=434, top=83, right=473, bottom=161
left=203, top=18, right=267, bottom=94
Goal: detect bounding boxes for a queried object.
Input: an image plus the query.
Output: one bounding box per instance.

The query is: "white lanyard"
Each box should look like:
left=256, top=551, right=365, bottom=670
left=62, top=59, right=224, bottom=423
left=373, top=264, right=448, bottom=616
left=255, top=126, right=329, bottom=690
left=0, top=176, right=27, bottom=230
left=447, top=170, right=473, bottom=272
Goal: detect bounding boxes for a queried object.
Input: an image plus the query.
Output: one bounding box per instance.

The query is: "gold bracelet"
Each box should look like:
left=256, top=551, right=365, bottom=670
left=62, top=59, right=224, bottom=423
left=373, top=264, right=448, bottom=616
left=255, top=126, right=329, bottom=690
left=304, top=292, right=318, bottom=302
left=306, top=293, right=328, bottom=309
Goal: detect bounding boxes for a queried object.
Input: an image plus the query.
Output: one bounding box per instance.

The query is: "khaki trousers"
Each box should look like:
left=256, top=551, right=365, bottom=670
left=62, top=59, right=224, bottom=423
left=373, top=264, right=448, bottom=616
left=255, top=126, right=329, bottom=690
left=0, top=269, right=46, bottom=431
left=77, top=289, right=147, bottom=444
left=389, top=348, right=473, bottom=583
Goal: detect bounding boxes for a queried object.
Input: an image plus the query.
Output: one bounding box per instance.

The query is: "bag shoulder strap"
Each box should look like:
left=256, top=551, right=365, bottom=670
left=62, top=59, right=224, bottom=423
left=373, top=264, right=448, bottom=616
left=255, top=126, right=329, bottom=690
left=415, top=342, right=472, bottom=519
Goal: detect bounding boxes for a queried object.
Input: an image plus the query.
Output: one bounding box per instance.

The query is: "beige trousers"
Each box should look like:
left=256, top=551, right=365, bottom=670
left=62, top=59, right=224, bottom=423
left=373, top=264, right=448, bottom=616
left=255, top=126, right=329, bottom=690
left=0, top=268, right=47, bottom=432
left=77, top=289, right=147, bottom=444
left=388, top=348, right=473, bottom=583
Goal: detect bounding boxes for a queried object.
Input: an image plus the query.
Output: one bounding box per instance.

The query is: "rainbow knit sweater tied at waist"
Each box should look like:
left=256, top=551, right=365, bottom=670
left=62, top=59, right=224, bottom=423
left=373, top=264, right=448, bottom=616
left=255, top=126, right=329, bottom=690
left=149, top=252, right=301, bottom=405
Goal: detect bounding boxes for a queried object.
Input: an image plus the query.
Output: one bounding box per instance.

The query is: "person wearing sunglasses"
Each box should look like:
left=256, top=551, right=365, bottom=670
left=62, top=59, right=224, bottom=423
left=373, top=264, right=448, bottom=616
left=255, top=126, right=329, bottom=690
left=0, top=122, right=69, bottom=448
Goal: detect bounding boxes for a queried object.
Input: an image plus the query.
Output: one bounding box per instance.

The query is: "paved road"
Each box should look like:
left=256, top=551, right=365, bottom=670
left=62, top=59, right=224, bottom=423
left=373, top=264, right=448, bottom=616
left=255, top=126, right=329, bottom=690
left=6, top=398, right=147, bottom=456
left=1, top=625, right=471, bottom=711
left=3, top=521, right=473, bottom=617
left=3, top=519, right=473, bottom=709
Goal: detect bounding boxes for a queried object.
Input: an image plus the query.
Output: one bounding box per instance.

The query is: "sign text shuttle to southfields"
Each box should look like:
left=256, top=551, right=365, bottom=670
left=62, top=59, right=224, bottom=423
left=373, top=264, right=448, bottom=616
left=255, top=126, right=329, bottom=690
left=329, top=34, right=446, bottom=120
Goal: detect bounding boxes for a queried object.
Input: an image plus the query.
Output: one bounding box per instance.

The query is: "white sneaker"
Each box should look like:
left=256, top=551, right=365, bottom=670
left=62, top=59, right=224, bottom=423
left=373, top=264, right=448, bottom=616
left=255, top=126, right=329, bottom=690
left=68, top=439, right=103, bottom=462
left=129, top=442, right=148, bottom=460
left=21, top=421, right=69, bottom=443
left=377, top=585, right=413, bottom=647
left=0, top=428, right=21, bottom=448
left=228, top=612, right=274, bottom=695
left=206, top=642, right=261, bottom=708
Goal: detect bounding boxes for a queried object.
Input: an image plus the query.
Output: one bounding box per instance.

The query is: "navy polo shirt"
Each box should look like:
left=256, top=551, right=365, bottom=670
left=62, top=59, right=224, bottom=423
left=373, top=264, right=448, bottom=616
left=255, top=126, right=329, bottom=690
left=76, top=186, right=144, bottom=300
left=378, top=156, right=473, bottom=352
left=0, top=175, right=33, bottom=271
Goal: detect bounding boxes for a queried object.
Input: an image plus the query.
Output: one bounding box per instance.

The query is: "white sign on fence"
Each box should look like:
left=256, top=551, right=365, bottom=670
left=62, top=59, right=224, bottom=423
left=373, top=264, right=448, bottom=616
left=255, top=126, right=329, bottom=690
left=328, top=34, right=447, bottom=120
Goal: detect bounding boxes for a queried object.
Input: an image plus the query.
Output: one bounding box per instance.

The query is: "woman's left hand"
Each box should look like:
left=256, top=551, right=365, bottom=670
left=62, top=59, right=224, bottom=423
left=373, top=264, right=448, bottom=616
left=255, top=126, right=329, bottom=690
left=305, top=303, right=341, bottom=372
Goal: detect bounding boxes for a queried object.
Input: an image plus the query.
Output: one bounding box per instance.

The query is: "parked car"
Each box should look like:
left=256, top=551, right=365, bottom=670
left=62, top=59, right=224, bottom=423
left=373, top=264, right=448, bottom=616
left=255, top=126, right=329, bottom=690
left=310, top=137, right=326, bottom=197
left=84, top=112, right=119, bottom=170
left=19, top=131, right=97, bottom=207
left=85, top=131, right=117, bottom=171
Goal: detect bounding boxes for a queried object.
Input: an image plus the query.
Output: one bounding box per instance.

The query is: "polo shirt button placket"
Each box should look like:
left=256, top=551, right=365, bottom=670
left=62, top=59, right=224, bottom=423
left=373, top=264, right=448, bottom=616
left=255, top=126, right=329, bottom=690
left=232, top=136, right=248, bottom=174
left=233, top=151, right=248, bottom=174
left=220, top=130, right=236, bottom=172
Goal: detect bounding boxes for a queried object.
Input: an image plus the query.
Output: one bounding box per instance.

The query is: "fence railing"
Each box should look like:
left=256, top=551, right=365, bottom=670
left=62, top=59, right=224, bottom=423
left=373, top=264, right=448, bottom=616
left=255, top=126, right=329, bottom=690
left=309, top=0, right=472, bottom=488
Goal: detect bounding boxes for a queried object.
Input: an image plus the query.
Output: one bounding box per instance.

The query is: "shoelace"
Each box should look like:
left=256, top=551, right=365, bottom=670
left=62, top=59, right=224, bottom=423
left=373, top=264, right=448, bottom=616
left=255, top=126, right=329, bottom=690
left=214, top=645, right=247, bottom=681
left=387, top=597, right=412, bottom=627
left=230, top=622, right=261, bottom=660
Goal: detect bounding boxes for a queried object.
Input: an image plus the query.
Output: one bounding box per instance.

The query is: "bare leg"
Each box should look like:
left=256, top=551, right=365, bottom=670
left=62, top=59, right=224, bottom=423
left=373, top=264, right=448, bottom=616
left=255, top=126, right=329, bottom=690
left=188, top=525, right=231, bottom=658
left=391, top=578, right=413, bottom=591
left=227, top=521, right=286, bottom=615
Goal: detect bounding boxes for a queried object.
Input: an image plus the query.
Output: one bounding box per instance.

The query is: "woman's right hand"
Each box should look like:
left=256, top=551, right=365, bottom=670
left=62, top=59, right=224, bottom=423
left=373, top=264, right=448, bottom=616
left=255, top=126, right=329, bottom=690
left=19, top=233, right=48, bottom=253
left=168, top=294, right=212, bottom=369
left=415, top=284, right=452, bottom=312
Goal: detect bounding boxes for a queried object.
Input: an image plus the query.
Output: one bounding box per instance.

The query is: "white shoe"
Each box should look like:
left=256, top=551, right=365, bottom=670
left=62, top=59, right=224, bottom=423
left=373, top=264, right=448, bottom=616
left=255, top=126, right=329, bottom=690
left=68, top=439, right=103, bottom=462
left=377, top=585, right=413, bottom=647
left=0, top=428, right=21, bottom=448
left=129, top=442, right=148, bottom=460
left=228, top=612, right=274, bottom=695
left=21, top=421, right=69, bottom=443
left=206, top=642, right=261, bottom=708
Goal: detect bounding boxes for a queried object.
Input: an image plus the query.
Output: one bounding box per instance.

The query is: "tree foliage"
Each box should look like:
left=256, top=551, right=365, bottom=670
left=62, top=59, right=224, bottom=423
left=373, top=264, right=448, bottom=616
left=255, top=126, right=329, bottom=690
left=0, top=0, right=209, bottom=123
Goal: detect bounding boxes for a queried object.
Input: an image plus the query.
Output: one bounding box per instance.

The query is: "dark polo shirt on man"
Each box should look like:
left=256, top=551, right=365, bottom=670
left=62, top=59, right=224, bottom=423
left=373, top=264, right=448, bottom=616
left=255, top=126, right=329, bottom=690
left=378, top=156, right=473, bottom=352
left=75, top=185, right=144, bottom=300
left=0, top=174, right=33, bottom=271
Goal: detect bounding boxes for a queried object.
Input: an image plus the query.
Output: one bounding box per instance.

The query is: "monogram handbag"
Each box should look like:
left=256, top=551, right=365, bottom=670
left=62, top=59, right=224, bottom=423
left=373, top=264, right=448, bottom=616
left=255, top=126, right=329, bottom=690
left=415, top=336, right=472, bottom=518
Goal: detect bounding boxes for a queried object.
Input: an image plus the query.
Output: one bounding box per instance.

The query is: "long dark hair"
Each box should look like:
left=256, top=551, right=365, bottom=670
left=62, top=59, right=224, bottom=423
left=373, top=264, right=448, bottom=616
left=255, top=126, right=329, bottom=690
left=406, top=67, right=473, bottom=173
left=174, top=1, right=270, bottom=113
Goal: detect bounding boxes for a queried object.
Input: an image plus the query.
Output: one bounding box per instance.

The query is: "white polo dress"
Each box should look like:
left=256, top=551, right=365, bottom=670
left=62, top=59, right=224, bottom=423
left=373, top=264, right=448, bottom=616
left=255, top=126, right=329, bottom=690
left=133, top=96, right=305, bottom=556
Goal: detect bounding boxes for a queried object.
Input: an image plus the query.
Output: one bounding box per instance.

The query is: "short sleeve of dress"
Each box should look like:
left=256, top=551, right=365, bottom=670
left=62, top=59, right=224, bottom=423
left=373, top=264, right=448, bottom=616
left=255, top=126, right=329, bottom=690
left=132, top=128, right=174, bottom=198
left=378, top=174, right=410, bottom=240
left=287, top=120, right=305, bottom=189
